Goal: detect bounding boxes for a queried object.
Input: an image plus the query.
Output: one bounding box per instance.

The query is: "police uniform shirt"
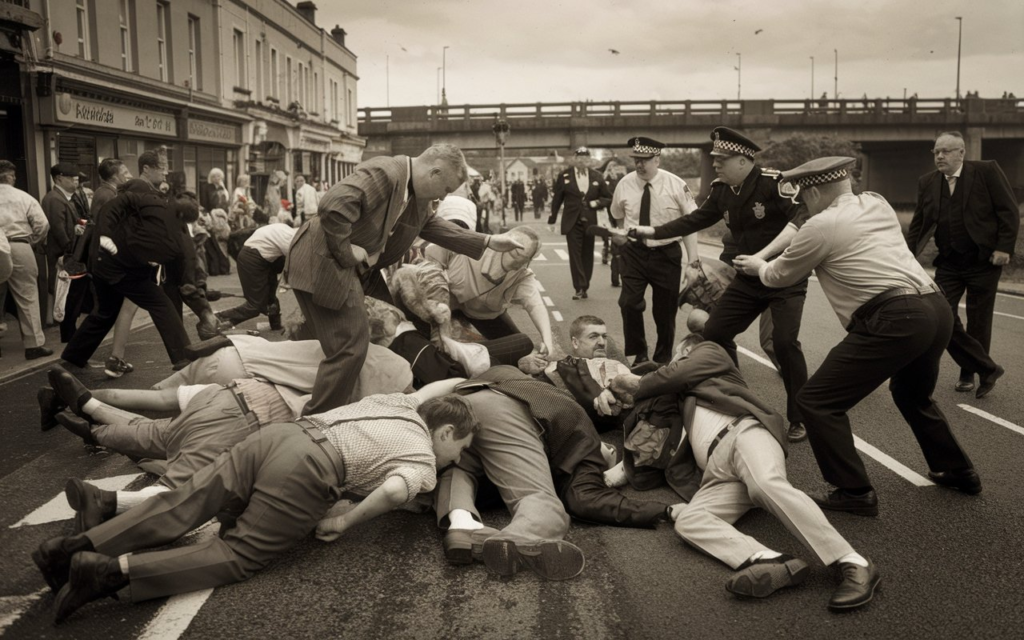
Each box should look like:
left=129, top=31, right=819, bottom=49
left=651, top=166, right=806, bottom=260
left=610, top=169, right=697, bottom=248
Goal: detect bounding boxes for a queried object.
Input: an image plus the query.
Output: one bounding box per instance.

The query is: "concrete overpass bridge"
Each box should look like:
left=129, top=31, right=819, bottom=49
left=359, top=98, right=1024, bottom=203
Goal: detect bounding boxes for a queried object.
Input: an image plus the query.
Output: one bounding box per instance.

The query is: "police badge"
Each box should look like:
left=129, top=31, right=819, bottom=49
left=753, top=202, right=766, bottom=219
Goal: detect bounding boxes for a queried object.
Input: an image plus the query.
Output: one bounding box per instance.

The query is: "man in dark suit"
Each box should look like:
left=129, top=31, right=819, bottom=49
left=549, top=147, right=612, bottom=300
left=41, top=163, right=82, bottom=325
left=285, top=143, right=524, bottom=413
left=531, top=179, right=547, bottom=219
left=906, top=131, right=1019, bottom=397
left=510, top=178, right=526, bottom=222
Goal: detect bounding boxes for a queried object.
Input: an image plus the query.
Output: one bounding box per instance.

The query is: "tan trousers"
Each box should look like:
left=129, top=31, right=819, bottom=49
left=2, top=243, right=45, bottom=347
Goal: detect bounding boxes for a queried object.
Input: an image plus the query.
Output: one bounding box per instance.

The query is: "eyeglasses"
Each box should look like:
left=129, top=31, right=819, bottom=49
left=932, top=147, right=964, bottom=156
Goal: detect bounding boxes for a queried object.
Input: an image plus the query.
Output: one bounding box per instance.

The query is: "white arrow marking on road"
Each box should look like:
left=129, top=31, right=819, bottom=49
left=543, top=297, right=555, bottom=307
left=552, top=311, right=563, bottom=322
left=9, top=474, right=143, bottom=529
left=958, top=404, right=1024, bottom=437
left=136, top=523, right=218, bottom=640
left=0, top=589, right=47, bottom=636
left=555, top=249, right=570, bottom=260
left=534, top=252, right=547, bottom=261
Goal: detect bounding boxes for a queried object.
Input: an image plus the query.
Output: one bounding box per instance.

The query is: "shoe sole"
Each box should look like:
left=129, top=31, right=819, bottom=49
left=482, top=539, right=585, bottom=581
left=813, top=501, right=879, bottom=517
left=828, top=577, right=881, bottom=611
left=103, top=369, right=125, bottom=379
left=726, top=558, right=810, bottom=598
left=976, top=367, right=1004, bottom=399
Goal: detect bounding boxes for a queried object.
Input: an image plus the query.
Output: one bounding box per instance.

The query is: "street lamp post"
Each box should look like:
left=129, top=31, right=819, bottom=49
left=442, top=45, right=449, bottom=105
left=834, top=49, right=838, bottom=100
left=955, top=16, right=963, bottom=105
left=386, top=54, right=390, bottom=107
left=735, top=53, right=741, bottom=100
left=810, top=56, right=815, bottom=99
left=492, top=118, right=511, bottom=232
left=436, top=67, right=441, bottom=105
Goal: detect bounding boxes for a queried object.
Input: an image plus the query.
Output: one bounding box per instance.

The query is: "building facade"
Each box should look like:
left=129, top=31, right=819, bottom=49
left=3, top=0, right=362, bottom=206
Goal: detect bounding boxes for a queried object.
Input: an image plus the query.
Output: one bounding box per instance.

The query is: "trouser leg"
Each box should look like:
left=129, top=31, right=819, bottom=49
left=675, top=477, right=760, bottom=569
left=758, top=311, right=780, bottom=370
left=559, top=454, right=667, bottom=528
left=934, top=265, right=997, bottom=378
left=92, top=417, right=174, bottom=460
left=566, top=222, right=587, bottom=292
left=59, top=277, right=92, bottom=343
left=6, top=244, right=45, bottom=347
left=649, top=244, right=682, bottom=364
left=161, top=387, right=254, bottom=489
left=703, top=276, right=766, bottom=366
left=767, top=283, right=809, bottom=424
left=61, top=277, right=124, bottom=367
left=618, top=244, right=650, bottom=358
left=435, top=460, right=484, bottom=528
left=480, top=333, right=535, bottom=366
left=467, top=312, right=521, bottom=340
left=295, top=289, right=368, bottom=413
left=218, top=248, right=270, bottom=325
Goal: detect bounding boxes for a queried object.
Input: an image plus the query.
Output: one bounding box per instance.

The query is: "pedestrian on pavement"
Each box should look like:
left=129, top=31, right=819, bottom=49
left=601, top=339, right=879, bottom=611
left=198, top=168, right=233, bottom=276
left=906, top=131, right=1018, bottom=397
left=628, top=127, right=809, bottom=443
left=0, top=159, right=50, bottom=359
left=284, top=143, right=524, bottom=414
left=293, top=174, right=320, bottom=225
left=609, top=136, right=699, bottom=364
left=734, top=156, right=981, bottom=516
left=32, top=384, right=477, bottom=623
left=41, top=163, right=83, bottom=325
left=215, top=222, right=296, bottom=329
left=549, top=147, right=612, bottom=300
left=531, top=178, right=548, bottom=219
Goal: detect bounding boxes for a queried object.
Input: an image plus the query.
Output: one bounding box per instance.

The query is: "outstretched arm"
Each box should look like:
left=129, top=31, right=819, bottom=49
left=316, top=476, right=408, bottom=542
left=411, top=378, right=468, bottom=403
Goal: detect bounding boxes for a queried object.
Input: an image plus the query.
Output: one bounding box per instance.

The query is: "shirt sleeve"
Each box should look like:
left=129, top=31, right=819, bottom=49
left=385, top=463, right=437, bottom=503
left=26, top=196, right=49, bottom=244
left=609, top=180, right=626, bottom=221
left=759, top=221, right=832, bottom=288
left=652, top=188, right=723, bottom=239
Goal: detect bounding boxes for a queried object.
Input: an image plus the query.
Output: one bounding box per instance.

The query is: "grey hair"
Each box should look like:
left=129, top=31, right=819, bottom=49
left=420, top=143, right=468, bottom=183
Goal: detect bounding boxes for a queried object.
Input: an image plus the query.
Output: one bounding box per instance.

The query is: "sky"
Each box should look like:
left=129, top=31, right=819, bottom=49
left=313, top=0, right=1024, bottom=109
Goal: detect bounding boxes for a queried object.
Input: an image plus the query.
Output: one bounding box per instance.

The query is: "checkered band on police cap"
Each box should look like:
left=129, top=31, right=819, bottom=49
left=780, top=157, right=857, bottom=187
left=631, top=141, right=661, bottom=156
left=711, top=138, right=758, bottom=158
left=791, top=167, right=850, bottom=187
left=574, top=146, right=591, bottom=157
left=627, top=136, right=665, bottom=157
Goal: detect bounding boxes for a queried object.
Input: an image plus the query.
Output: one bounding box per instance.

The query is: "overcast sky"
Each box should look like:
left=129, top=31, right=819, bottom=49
left=314, top=0, right=1023, bottom=108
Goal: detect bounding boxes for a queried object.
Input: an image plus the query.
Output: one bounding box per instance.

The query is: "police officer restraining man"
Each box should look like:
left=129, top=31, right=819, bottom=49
left=628, top=127, right=809, bottom=442
left=734, top=157, right=980, bottom=516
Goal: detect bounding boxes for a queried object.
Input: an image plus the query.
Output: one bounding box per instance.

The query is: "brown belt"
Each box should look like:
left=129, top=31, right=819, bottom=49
left=8, top=237, right=31, bottom=244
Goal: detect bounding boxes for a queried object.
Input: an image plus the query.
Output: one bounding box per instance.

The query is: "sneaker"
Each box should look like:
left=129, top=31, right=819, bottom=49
left=103, top=356, right=134, bottom=379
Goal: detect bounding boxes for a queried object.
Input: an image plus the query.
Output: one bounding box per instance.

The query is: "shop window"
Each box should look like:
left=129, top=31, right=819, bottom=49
left=57, top=134, right=97, bottom=188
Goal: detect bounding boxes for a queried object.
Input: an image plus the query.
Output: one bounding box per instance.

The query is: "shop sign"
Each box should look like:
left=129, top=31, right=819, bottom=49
left=55, top=92, right=177, bottom=137
left=187, top=118, right=241, bottom=144
left=300, top=135, right=331, bottom=151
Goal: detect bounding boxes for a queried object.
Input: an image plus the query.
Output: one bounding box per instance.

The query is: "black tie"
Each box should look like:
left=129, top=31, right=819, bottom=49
left=639, top=182, right=651, bottom=226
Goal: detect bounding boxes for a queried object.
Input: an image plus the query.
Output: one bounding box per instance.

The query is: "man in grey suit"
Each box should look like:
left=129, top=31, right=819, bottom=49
left=285, top=143, right=523, bottom=413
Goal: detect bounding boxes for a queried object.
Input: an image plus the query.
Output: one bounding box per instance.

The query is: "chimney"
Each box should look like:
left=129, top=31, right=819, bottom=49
left=296, top=1, right=317, bottom=24
left=330, top=25, right=347, bottom=48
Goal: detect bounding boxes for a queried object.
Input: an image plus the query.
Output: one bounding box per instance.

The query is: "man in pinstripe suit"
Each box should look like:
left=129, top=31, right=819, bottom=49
left=286, top=144, right=524, bottom=413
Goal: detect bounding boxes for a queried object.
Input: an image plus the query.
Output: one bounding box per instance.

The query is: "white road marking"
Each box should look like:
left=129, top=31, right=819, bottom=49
left=536, top=281, right=545, bottom=292
left=736, top=346, right=777, bottom=370
left=958, top=404, right=1024, bottom=437
left=543, top=297, right=555, bottom=307
left=542, top=242, right=568, bottom=246
left=555, top=249, right=570, bottom=261
left=136, top=524, right=218, bottom=640
left=9, top=473, right=143, bottom=529
left=534, top=253, right=547, bottom=261
left=552, top=311, right=563, bottom=322
left=958, top=302, right=1024, bottom=321
left=0, top=589, right=47, bottom=635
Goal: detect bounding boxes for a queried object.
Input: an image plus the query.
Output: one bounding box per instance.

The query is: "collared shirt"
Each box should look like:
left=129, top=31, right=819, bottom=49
left=0, top=184, right=49, bottom=243
left=55, top=185, right=75, bottom=201
left=759, top=191, right=936, bottom=328
left=945, top=164, right=963, bottom=195
left=610, top=170, right=697, bottom=248
left=689, top=406, right=760, bottom=470
left=295, top=183, right=321, bottom=215
left=425, top=243, right=544, bottom=320
left=244, top=223, right=298, bottom=261
left=575, top=168, right=589, bottom=194
left=307, top=393, right=437, bottom=503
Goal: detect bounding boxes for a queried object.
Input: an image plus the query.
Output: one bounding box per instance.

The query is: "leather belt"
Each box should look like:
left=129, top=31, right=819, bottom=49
left=705, top=415, right=750, bottom=461
left=294, top=419, right=347, bottom=485
left=8, top=237, right=31, bottom=244
left=849, top=285, right=940, bottom=330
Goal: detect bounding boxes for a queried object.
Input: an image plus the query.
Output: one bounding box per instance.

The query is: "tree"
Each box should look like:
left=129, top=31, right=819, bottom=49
left=658, top=148, right=702, bottom=177
left=757, top=134, right=860, bottom=170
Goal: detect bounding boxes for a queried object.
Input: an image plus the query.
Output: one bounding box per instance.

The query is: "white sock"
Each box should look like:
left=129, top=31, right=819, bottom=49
left=448, top=508, right=483, bottom=530
left=82, top=398, right=101, bottom=413
left=603, top=461, right=627, bottom=488
left=118, top=554, right=131, bottom=576
left=838, top=552, right=869, bottom=567
left=749, top=549, right=782, bottom=562
left=115, top=485, right=170, bottom=513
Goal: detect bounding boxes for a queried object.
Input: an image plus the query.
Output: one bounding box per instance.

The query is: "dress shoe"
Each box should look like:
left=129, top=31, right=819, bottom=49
left=442, top=526, right=501, bottom=565
left=56, top=411, right=97, bottom=446
left=25, top=346, right=54, bottom=360
left=787, top=422, right=807, bottom=443
left=38, top=387, right=66, bottom=432
left=954, top=377, right=975, bottom=393
left=572, top=290, right=583, bottom=300
left=579, top=290, right=588, bottom=299
left=813, top=488, right=879, bottom=517
left=31, top=534, right=95, bottom=593
left=65, top=478, right=117, bottom=533
left=481, top=538, right=585, bottom=581
left=828, top=560, right=880, bottom=611
left=726, top=554, right=810, bottom=598
left=976, top=365, right=1004, bottom=399
left=928, top=468, right=982, bottom=495
left=54, top=551, right=128, bottom=623
left=47, top=368, right=92, bottom=416
left=196, top=319, right=223, bottom=341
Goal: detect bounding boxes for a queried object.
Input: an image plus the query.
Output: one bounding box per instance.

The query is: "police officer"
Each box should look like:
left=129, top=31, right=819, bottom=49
left=630, top=127, right=809, bottom=442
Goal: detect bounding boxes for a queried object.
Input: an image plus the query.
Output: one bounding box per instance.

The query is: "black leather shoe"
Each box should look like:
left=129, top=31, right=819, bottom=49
left=813, top=488, right=879, bottom=517
left=56, top=411, right=97, bottom=446
left=572, top=290, right=583, bottom=300
left=481, top=538, right=585, bottom=581
left=579, top=290, right=588, bottom=299
left=47, top=368, right=92, bottom=416
left=726, top=554, right=810, bottom=598
left=31, top=534, right=95, bottom=593
left=787, top=422, right=807, bottom=443
left=65, top=478, right=117, bottom=533
left=54, top=552, right=128, bottom=623
left=976, top=365, right=1004, bottom=399
left=38, top=387, right=66, bottom=432
left=954, top=377, right=975, bottom=392
left=442, top=526, right=501, bottom=565
left=828, top=560, right=880, bottom=611
left=928, top=468, right=982, bottom=495
left=25, top=346, right=54, bottom=360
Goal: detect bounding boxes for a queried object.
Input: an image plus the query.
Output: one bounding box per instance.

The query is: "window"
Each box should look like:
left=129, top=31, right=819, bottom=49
left=233, top=29, right=246, bottom=89
left=254, top=40, right=264, bottom=100
left=75, top=0, right=91, bottom=59
left=331, top=79, right=338, bottom=121
left=156, top=1, right=170, bottom=82
left=286, top=56, right=292, bottom=104
left=347, top=88, right=353, bottom=126
left=270, top=48, right=279, bottom=99
left=118, top=0, right=134, bottom=72
left=296, top=62, right=304, bottom=105
left=187, top=15, right=202, bottom=91
left=313, top=71, right=319, bottom=114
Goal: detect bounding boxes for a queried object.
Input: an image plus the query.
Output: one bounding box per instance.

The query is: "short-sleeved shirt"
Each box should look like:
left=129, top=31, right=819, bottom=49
left=0, top=184, right=49, bottom=243
left=244, top=223, right=297, bottom=261
left=306, top=394, right=436, bottom=502
left=610, top=170, right=697, bottom=248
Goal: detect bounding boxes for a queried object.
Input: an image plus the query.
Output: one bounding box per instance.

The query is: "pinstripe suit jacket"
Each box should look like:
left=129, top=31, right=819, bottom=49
left=286, top=155, right=488, bottom=310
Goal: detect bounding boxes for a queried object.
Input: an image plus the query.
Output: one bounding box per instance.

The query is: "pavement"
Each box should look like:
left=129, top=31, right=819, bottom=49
left=2, top=216, right=1024, bottom=638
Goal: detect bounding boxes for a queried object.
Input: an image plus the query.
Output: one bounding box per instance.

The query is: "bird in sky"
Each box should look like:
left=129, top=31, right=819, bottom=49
left=609, top=48, right=620, bottom=55
left=754, top=29, right=763, bottom=35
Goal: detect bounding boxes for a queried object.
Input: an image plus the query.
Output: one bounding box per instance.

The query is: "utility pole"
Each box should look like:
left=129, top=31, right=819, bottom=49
left=735, top=53, right=741, bottom=100
left=386, top=54, right=389, bottom=107
left=810, top=56, right=815, bottom=98
left=834, top=49, right=838, bottom=100
left=442, top=45, right=449, bottom=104
left=955, top=16, right=963, bottom=105
left=436, top=67, right=441, bottom=104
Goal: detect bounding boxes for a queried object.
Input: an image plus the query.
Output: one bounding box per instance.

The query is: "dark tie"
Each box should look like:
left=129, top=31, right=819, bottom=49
left=639, top=182, right=651, bottom=226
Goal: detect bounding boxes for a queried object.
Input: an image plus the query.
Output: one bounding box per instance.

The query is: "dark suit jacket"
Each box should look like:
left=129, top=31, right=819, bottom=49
left=549, top=168, right=612, bottom=235
left=285, top=155, right=488, bottom=311
left=41, top=188, right=78, bottom=259
left=907, top=159, right=1020, bottom=262
left=624, top=341, right=788, bottom=501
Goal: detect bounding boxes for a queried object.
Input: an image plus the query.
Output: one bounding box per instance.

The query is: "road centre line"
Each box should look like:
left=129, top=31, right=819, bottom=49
left=554, top=249, right=570, bottom=261
left=536, top=281, right=545, bottom=292
left=543, top=297, right=555, bottom=307
left=958, top=404, right=1024, bottom=437
left=0, top=589, right=47, bottom=635
left=533, top=253, right=547, bottom=261
left=552, top=311, right=564, bottom=322
left=10, top=473, right=143, bottom=528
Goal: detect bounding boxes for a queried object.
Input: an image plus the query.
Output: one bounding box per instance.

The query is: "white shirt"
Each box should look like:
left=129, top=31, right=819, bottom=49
left=610, top=170, right=697, bottom=248
left=243, top=223, right=297, bottom=261
left=945, top=164, right=963, bottom=195
left=0, top=184, right=49, bottom=242
left=295, top=183, right=320, bottom=215
left=689, top=406, right=760, bottom=470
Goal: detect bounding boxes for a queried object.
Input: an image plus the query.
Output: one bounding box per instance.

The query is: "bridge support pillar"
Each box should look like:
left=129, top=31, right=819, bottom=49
left=964, top=127, right=984, bottom=161
left=698, top=149, right=715, bottom=202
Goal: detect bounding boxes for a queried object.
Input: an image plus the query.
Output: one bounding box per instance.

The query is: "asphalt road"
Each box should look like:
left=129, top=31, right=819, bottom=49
left=2, top=217, right=1023, bottom=639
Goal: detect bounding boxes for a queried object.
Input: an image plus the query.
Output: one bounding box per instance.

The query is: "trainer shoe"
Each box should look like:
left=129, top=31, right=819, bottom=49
left=726, top=554, right=810, bottom=598
left=103, top=356, right=134, bottom=379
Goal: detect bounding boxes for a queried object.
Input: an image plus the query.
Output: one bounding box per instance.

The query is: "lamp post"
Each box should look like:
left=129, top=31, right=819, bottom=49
left=810, top=56, right=815, bottom=99
left=955, top=16, right=963, bottom=105
left=492, top=118, right=511, bottom=231
left=436, top=67, right=441, bottom=105
left=735, top=53, right=741, bottom=100
left=442, top=45, right=449, bottom=106
left=834, top=49, right=838, bottom=100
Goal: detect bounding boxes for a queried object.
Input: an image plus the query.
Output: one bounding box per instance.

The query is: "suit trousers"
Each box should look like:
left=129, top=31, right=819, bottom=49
left=933, top=262, right=1001, bottom=379
left=566, top=217, right=595, bottom=293
left=2, top=243, right=45, bottom=347
left=619, top=241, right=683, bottom=363
left=675, top=422, right=854, bottom=569
left=218, top=248, right=283, bottom=325
left=703, top=274, right=808, bottom=424
left=61, top=271, right=190, bottom=368
left=796, top=292, right=972, bottom=490
left=59, top=277, right=93, bottom=343
left=557, top=451, right=668, bottom=528
left=86, top=422, right=343, bottom=602
left=294, top=288, right=369, bottom=413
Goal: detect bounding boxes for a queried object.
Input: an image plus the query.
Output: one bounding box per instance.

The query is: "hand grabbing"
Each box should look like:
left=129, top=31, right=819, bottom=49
left=99, top=235, right=118, bottom=255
